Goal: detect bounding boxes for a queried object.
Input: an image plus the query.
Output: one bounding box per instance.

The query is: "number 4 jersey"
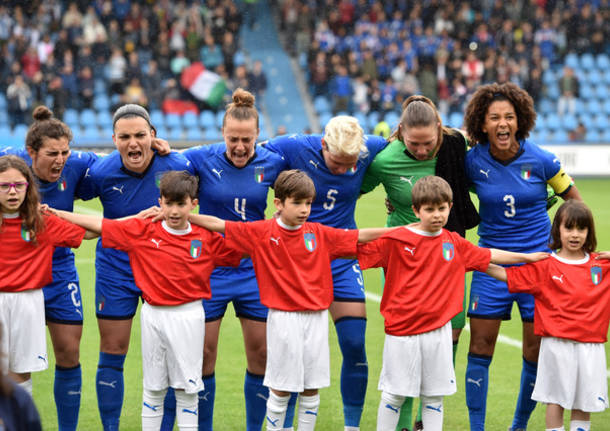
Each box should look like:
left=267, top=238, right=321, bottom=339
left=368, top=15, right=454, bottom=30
left=465, top=139, right=572, bottom=251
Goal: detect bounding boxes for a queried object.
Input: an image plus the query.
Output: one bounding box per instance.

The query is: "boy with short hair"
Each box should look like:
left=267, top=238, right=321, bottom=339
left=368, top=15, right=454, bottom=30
left=356, top=176, right=548, bottom=431
left=51, top=171, right=243, bottom=431
left=186, top=169, right=393, bottom=431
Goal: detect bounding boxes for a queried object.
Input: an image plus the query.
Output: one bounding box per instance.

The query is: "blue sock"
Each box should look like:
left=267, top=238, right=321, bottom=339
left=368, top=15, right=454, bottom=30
left=465, top=353, right=492, bottom=431
left=198, top=373, right=216, bottom=431
left=96, top=352, right=125, bottom=431
left=244, top=370, right=268, bottom=431
left=283, top=392, right=298, bottom=428
left=160, top=387, right=176, bottom=430
left=511, top=357, right=538, bottom=430
left=335, top=317, right=368, bottom=427
left=55, top=364, right=81, bottom=431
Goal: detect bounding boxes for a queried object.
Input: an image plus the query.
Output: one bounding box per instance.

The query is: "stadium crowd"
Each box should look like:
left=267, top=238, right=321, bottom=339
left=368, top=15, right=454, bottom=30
left=275, top=0, right=609, bottom=118
left=0, top=0, right=270, bottom=128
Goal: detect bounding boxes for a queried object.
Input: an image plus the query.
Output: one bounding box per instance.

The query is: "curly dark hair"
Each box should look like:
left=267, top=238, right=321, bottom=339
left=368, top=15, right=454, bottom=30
left=463, top=82, right=537, bottom=145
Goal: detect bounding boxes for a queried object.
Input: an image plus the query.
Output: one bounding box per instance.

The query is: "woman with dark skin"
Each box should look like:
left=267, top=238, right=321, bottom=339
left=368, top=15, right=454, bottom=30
left=463, top=82, right=581, bottom=431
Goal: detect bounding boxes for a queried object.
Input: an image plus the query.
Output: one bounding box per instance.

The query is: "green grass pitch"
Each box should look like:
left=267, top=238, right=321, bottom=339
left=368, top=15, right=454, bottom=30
left=32, top=178, right=610, bottom=430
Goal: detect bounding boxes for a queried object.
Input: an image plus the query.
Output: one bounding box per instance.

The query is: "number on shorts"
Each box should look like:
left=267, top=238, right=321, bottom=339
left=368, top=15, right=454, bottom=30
left=234, top=198, right=247, bottom=220
left=68, top=283, right=81, bottom=307
left=323, top=189, right=338, bottom=210
left=503, top=194, right=516, bottom=218
left=352, top=263, right=363, bottom=286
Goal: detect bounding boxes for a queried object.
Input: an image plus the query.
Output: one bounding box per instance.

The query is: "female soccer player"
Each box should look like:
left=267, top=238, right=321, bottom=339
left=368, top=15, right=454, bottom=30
left=77, top=104, right=193, bottom=431
left=486, top=200, right=610, bottom=431
left=265, top=116, right=387, bottom=430
left=463, top=82, right=581, bottom=431
left=360, top=95, right=479, bottom=431
left=0, top=155, right=87, bottom=401
left=174, top=88, right=286, bottom=431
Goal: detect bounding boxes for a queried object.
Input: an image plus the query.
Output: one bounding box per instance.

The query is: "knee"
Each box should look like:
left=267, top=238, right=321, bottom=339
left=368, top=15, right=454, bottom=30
left=246, top=343, right=267, bottom=374
left=54, top=344, right=80, bottom=368
left=336, top=318, right=366, bottom=355
left=468, top=333, right=496, bottom=356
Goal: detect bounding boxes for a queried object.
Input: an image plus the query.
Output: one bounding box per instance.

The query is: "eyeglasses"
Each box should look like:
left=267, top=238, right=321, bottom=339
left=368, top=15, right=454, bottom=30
left=0, top=182, right=29, bottom=193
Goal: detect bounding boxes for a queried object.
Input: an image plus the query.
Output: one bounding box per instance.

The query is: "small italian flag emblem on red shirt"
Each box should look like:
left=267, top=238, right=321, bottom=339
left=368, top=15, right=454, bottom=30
left=21, top=225, right=31, bottom=242
left=591, top=266, right=602, bottom=285
left=520, top=164, right=532, bottom=180
left=254, top=166, right=264, bottom=183
left=190, top=240, right=202, bottom=258
left=304, top=232, right=316, bottom=252
left=442, top=242, right=454, bottom=261
left=58, top=178, right=67, bottom=191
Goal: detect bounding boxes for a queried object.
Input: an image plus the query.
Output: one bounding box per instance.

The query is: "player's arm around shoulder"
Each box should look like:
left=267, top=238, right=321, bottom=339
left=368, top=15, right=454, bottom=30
left=357, top=226, right=399, bottom=243
left=488, top=248, right=550, bottom=265
left=188, top=213, right=226, bottom=233
left=43, top=206, right=102, bottom=236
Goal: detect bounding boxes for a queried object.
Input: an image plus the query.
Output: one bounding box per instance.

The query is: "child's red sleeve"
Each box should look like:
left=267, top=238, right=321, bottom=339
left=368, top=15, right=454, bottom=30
left=45, top=214, right=86, bottom=248
left=506, top=261, right=545, bottom=295
left=224, top=220, right=257, bottom=254
left=357, top=238, right=385, bottom=270
left=102, top=218, right=148, bottom=252
left=208, top=231, right=243, bottom=267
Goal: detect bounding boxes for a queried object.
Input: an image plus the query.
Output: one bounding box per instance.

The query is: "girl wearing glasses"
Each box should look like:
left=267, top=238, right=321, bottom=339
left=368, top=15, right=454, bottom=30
left=0, top=155, right=90, bottom=400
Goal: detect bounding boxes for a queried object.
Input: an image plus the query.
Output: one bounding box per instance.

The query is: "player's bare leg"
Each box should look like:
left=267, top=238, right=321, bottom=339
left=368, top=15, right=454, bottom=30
left=330, top=300, right=368, bottom=431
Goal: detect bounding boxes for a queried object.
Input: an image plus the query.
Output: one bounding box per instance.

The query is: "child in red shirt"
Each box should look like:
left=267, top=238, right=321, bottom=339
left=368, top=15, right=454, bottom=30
left=51, top=171, right=243, bottom=430
left=357, top=176, right=548, bottom=431
left=0, top=155, right=86, bottom=397
left=487, top=200, right=610, bottom=431
left=186, top=169, right=393, bottom=431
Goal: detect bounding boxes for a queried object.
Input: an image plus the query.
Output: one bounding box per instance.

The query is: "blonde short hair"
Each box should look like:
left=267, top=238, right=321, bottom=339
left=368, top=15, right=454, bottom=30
left=323, top=115, right=367, bottom=157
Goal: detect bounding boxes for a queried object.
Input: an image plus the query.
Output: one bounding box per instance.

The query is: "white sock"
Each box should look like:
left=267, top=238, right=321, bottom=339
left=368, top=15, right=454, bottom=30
left=142, top=388, right=167, bottom=431
left=345, top=426, right=360, bottom=431
left=17, top=379, right=33, bottom=396
left=266, top=391, right=290, bottom=430
left=570, top=420, right=590, bottom=431
left=421, top=395, right=444, bottom=431
left=546, top=427, right=565, bottom=431
left=297, top=394, right=320, bottom=431
left=176, top=389, right=198, bottom=430
left=377, top=391, right=404, bottom=431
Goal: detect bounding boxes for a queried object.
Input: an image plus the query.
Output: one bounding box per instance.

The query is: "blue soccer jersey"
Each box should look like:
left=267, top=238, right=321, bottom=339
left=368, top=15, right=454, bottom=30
left=465, top=139, right=569, bottom=320
left=265, top=134, right=387, bottom=301
left=465, top=139, right=563, bottom=252
left=80, top=151, right=194, bottom=317
left=184, top=142, right=287, bottom=319
left=2, top=147, right=98, bottom=322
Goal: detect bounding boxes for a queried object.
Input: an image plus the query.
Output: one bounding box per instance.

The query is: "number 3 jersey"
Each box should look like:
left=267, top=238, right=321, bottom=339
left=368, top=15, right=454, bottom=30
left=465, top=139, right=571, bottom=251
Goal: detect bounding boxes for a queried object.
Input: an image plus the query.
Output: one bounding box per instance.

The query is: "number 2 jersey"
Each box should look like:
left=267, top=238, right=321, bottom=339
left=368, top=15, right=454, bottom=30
left=506, top=253, right=610, bottom=343
left=465, top=139, right=572, bottom=252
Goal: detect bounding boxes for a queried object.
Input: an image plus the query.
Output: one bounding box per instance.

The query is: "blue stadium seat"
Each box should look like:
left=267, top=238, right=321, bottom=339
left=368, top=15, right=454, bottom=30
left=150, top=110, right=165, bottom=128
left=544, top=113, right=562, bottom=131
left=532, top=128, right=550, bottom=143
left=97, top=111, right=113, bottom=128
left=11, top=124, right=29, bottom=142
left=183, top=112, right=199, bottom=128
left=577, top=113, right=593, bottom=128
left=564, top=52, right=579, bottom=69
left=580, top=53, right=595, bottom=70
left=579, top=83, right=595, bottom=100
left=601, top=128, right=610, bottom=143
left=80, top=109, right=97, bottom=127
left=165, top=114, right=182, bottom=129
left=591, top=113, right=606, bottom=131
left=542, top=69, right=556, bottom=85
left=551, top=129, right=568, bottom=142
left=215, top=111, right=224, bottom=129
left=585, top=99, right=602, bottom=115
left=82, top=126, right=101, bottom=139
left=0, top=94, right=6, bottom=110
left=313, top=96, right=331, bottom=114
left=319, top=112, right=333, bottom=128
left=353, top=112, right=368, bottom=131
left=384, top=111, right=400, bottom=128
left=448, top=112, right=463, bottom=128
left=561, top=114, right=578, bottom=131
left=93, top=94, right=111, bottom=112
left=586, top=70, right=602, bottom=86
left=586, top=129, right=601, bottom=142
left=154, top=126, right=168, bottom=140
left=593, top=84, right=610, bottom=101
left=167, top=127, right=183, bottom=141
left=204, top=127, right=221, bottom=142
left=0, top=110, right=8, bottom=126
left=537, top=99, right=555, bottom=115
left=366, top=111, right=379, bottom=130
left=596, top=54, right=610, bottom=69
left=185, top=127, right=202, bottom=141
left=63, top=109, right=79, bottom=129
left=94, top=79, right=107, bottom=96
left=199, top=110, right=216, bottom=129
left=602, top=100, right=610, bottom=116
left=545, top=83, right=560, bottom=100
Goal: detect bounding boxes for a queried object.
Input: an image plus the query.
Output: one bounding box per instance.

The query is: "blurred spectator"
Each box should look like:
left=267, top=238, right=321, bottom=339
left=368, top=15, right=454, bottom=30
left=170, top=49, right=191, bottom=77
left=200, top=34, right=223, bottom=71
left=247, top=60, right=267, bottom=100
left=275, top=124, right=287, bottom=136
left=20, top=46, right=41, bottom=80
left=373, top=116, right=391, bottom=139
left=107, top=47, right=127, bottom=95
left=6, top=74, right=31, bottom=126
left=330, top=64, right=351, bottom=114
left=221, top=32, right=238, bottom=76
left=60, top=63, right=78, bottom=107
left=122, top=77, right=148, bottom=107
left=568, top=122, right=587, bottom=142
left=143, top=60, right=163, bottom=110
left=78, top=66, right=95, bottom=109
left=557, top=66, right=579, bottom=116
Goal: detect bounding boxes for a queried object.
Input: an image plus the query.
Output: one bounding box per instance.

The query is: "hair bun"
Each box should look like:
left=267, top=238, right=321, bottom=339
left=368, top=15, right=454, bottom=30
left=32, top=105, right=54, bottom=122
left=232, top=88, right=255, bottom=108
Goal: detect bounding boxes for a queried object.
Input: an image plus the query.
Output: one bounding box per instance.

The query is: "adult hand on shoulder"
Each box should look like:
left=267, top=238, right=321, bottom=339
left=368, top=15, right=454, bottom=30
left=137, top=206, right=162, bottom=220
left=524, top=251, right=550, bottom=262
left=595, top=251, right=610, bottom=260
left=152, top=138, right=171, bottom=155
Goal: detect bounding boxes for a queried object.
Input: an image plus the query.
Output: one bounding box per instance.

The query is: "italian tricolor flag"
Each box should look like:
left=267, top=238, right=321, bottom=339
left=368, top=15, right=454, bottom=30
left=180, top=62, right=226, bottom=108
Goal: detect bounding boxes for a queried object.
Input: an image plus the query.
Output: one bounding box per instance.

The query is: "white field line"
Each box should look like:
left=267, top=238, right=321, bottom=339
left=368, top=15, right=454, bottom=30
left=365, top=291, right=610, bottom=379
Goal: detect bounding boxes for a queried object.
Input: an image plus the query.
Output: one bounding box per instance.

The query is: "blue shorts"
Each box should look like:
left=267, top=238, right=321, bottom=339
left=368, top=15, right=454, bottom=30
left=204, top=262, right=267, bottom=322
left=95, top=268, right=141, bottom=320
left=43, top=264, right=83, bottom=324
left=467, top=269, right=535, bottom=321
left=331, top=259, right=365, bottom=302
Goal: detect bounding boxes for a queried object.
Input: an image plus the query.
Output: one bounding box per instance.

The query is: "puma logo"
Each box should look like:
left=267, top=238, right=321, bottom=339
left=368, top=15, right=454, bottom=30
left=399, top=176, right=414, bottom=185
left=480, top=169, right=490, bottom=178
left=212, top=169, right=223, bottom=178
left=552, top=275, right=564, bottom=284
left=270, top=237, right=280, bottom=245
left=309, top=160, right=319, bottom=169
left=404, top=246, right=416, bottom=255
left=112, top=185, right=124, bottom=194
left=467, top=377, right=483, bottom=387
left=151, top=239, right=162, bottom=248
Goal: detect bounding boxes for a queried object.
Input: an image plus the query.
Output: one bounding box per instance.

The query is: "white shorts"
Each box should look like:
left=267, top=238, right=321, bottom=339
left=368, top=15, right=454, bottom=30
left=378, top=321, right=456, bottom=397
left=532, top=337, right=609, bottom=412
left=264, top=309, right=330, bottom=392
left=141, top=301, right=205, bottom=394
left=0, top=289, right=47, bottom=374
